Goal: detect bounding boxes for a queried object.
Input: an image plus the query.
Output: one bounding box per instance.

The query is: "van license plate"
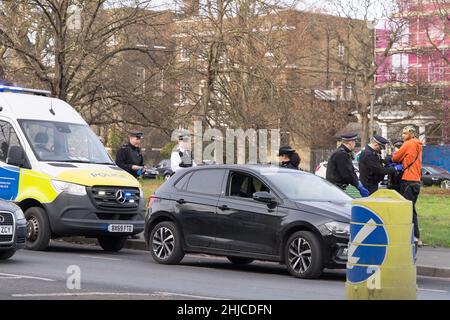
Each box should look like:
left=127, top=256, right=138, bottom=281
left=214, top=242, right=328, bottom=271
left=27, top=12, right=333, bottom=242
left=107, top=224, right=133, bottom=233
left=0, top=226, right=13, bottom=235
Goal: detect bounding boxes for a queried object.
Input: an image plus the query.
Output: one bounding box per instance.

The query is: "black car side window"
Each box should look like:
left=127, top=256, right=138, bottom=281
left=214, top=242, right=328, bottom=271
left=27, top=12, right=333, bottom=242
left=174, top=172, right=193, bottom=191
left=228, top=172, right=270, bottom=199
left=185, top=170, right=225, bottom=196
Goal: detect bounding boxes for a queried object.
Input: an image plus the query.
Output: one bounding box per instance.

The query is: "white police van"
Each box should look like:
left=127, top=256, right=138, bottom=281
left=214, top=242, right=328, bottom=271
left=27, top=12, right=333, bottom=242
left=0, top=85, right=145, bottom=251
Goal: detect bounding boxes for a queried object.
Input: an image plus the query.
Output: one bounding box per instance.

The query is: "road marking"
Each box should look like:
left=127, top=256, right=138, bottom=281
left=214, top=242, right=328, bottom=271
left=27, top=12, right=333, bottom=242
left=0, top=273, right=56, bottom=282
left=12, top=291, right=228, bottom=300
left=12, top=292, right=158, bottom=298
left=79, top=255, right=121, bottom=261
left=155, top=291, right=229, bottom=300
left=418, top=288, right=448, bottom=293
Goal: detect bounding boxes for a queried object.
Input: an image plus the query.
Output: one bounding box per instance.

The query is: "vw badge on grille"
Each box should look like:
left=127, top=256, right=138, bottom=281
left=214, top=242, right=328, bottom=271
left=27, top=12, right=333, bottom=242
left=0, top=216, right=4, bottom=223
left=115, top=190, right=126, bottom=204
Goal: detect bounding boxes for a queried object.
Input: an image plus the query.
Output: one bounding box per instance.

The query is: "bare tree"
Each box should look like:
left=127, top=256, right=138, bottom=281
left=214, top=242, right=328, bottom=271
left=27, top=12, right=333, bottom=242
left=0, top=0, right=172, bottom=128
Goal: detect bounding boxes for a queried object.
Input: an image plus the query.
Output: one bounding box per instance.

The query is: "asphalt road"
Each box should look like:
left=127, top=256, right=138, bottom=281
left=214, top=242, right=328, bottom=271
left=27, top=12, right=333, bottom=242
left=0, top=241, right=449, bottom=300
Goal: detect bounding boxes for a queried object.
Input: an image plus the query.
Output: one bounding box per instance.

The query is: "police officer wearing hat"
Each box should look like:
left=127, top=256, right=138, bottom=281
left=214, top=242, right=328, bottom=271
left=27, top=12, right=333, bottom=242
left=115, top=130, right=145, bottom=178
left=359, top=135, right=403, bottom=195
left=278, top=146, right=301, bottom=170
left=326, top=133, right=370, bottom=197
left=171, top=134, right=197, bottom=173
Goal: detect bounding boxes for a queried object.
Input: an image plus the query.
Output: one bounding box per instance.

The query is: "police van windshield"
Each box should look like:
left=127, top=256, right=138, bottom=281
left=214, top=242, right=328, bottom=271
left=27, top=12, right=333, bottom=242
left=19, top=119, right=114, bottom=164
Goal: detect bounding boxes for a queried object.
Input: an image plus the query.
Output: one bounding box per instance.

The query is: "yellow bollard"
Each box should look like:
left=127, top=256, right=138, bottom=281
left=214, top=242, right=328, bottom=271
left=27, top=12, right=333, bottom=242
left=345, top=189, right=417, bottom=300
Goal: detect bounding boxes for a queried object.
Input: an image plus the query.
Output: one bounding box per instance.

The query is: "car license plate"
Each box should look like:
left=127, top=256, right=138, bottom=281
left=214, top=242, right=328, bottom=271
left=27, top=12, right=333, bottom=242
left=107, top=224, right=133, bottom=233
left=0, top=226, right=13, bottom=235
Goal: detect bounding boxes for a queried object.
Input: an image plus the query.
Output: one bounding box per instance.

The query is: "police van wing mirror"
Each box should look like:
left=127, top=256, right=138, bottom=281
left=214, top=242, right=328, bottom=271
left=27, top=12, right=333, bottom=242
left=253, top=191, right=277, bottom=205
left=7, top=145, right=29, bottom=168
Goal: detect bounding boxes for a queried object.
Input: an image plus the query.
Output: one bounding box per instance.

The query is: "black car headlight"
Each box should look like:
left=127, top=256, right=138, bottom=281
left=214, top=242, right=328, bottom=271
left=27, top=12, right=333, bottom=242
left=324, top=221, right=350, bottom=236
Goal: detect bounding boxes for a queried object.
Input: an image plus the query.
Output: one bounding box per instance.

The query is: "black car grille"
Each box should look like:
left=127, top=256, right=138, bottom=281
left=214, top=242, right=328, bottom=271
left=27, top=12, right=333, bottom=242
left=89, top=186, right=140, bottom=209
left=0, top=212, right=14, bottom=243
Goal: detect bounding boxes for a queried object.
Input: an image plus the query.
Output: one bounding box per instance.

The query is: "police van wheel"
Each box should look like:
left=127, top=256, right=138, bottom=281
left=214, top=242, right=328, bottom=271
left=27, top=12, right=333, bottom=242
left=149, top=221, right=184, bottom=265
left=0, top=250, right=16, bottom=260
left=164, top=174, right=171, bottom=181
left=285, top=231, right=324, bottom=279
left=97, top=236, right=127, bottom=252
left=25, top=207, right=51, bottom=251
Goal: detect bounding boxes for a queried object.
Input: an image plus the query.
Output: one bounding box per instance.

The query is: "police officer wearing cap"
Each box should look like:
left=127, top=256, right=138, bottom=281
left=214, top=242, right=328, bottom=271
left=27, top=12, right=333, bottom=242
left=326, top=134, right=370, bottom=197
left=171, top=134, right=197, bottom=173
left=278, top=146, right=301, bottom=170
left=359, top=135, right=402, bottom=195
left=115, top=130, right=145, bottom=178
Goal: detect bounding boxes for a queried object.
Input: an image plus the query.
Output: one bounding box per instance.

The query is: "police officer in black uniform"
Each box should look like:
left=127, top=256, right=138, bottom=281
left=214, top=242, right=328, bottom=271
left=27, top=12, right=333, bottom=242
left=115, top=130, right=145, bottom=178
left=358, top=135, right=402, bottom=195
left=278, top=146, right=301, bottom=170
left=326, top=134, right=369, bottom=197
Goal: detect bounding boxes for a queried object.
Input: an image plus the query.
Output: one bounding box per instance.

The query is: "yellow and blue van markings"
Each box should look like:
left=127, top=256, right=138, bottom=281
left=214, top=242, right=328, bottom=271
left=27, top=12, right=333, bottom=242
left=0, top=165, right=20, bottom=200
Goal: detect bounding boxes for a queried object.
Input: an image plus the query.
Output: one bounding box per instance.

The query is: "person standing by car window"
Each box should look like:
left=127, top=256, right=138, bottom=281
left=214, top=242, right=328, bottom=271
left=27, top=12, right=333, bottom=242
left=171, top=134, right=196, bottom=173
left=392, top=125, right=423, bottom=246
left=115, top=130, right=145, bottom=178
left=278, top=146, right=301, bottom=170
left=359, top=135, right=401, bottom=195
left=326, top=134, right=369, bottom=197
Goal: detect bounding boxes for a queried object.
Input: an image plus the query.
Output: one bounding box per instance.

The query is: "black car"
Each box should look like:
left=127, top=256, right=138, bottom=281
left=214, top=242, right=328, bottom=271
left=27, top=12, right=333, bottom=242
left=0, top=200, right=26, bottom=261
left=145, top=165, right=351, bottom=279
left=153, top=159, right=173, bottom=180
left=422, top=165, right=450, bottom=189
left=142, top=167, right=159, bottom=179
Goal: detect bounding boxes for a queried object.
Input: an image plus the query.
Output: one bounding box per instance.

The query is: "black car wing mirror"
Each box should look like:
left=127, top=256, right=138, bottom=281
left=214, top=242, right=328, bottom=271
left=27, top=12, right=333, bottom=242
left=7, top=145, right=30, bottom=169
left=253, top=191, right=278, bottom=205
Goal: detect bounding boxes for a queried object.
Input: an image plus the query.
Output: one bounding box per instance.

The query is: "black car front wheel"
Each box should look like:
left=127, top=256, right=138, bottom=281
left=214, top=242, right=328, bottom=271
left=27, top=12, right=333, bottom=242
left=0, top=250, right=16, bottom=261
left=150, top=221, right=184, bottom=265
left=285, top=231, right=323, bottom=279
left=441, top=180, right=450, bottom=190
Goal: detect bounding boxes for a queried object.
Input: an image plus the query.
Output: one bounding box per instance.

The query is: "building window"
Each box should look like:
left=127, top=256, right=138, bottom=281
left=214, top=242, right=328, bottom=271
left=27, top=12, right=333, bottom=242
left=136, top=67, right=146, bottom=92
left=180, top=83, right=190, bottom=105
left=179, top=43, right=189, bottom=61
left=428, top=60, right=444, bottom=82
left=394, top=22, right=409, bottom=48
left=391, top=53, right=408, bottom=81
left=337, top=42, right=345, bottom=60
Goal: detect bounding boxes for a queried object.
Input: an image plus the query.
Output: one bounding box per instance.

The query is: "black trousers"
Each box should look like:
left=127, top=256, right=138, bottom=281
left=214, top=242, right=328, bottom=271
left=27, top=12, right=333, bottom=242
left=400, top=181, right=421, bottom=238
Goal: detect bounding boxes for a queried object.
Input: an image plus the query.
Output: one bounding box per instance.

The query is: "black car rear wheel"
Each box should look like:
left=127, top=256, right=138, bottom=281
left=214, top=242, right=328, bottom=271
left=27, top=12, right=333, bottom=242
left=285, top=231, right=323, bottom=279
left=0, top=250, right=16, bottom=261
left=227, top=257, right=254, bottom=265
left=150, top=221, right=184, bottom=265
left=97, top=236, right=127, bottom=252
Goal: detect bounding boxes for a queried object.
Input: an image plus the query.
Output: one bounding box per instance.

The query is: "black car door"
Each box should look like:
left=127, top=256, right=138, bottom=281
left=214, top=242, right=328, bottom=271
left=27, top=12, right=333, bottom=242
left=214, top=170, right=281, bottom=256
left=421, top=168, right=433, bottom=186
left=174, top=169, right=225, bottom=248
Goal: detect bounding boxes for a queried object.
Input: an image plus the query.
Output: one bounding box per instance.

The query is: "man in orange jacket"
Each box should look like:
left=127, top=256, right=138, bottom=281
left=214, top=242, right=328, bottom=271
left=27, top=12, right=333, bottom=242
left=392, top=125, right=423, bottom=246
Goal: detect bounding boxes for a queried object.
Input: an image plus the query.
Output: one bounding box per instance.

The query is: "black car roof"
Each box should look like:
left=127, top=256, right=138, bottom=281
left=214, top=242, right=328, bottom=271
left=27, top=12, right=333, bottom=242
left=180, top=164, right=311, bottom=175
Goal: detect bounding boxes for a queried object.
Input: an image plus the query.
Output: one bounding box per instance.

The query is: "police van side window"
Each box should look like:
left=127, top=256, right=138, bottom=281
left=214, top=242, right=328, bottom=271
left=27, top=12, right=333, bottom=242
left=0, top=120, right=22, bottom=163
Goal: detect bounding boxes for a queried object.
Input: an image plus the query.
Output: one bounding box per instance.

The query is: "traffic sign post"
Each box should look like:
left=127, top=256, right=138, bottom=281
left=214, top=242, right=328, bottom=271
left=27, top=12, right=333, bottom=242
left=345, top=189, right=417, bottom=299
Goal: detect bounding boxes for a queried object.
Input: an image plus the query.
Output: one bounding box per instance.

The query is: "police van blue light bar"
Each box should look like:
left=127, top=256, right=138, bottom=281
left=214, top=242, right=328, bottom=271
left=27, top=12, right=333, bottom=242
left=0, top=84, right=51, bottom=96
